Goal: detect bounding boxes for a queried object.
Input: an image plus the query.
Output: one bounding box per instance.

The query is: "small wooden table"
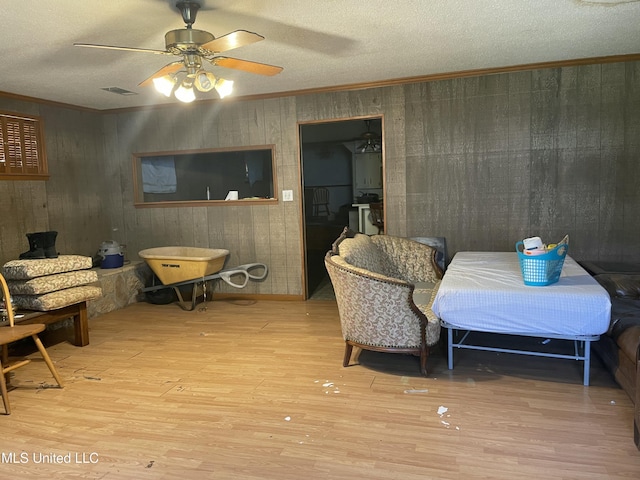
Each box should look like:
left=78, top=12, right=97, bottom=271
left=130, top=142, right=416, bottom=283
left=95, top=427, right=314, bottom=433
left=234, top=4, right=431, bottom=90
left=13, top=301, right=90, bottom=347
left=2, top=301, right=89, bottom=384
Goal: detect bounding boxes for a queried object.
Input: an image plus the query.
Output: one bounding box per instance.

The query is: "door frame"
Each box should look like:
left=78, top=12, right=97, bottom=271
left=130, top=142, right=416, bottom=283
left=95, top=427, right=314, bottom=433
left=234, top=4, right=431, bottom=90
left=297, top=115, right=385, bottom=299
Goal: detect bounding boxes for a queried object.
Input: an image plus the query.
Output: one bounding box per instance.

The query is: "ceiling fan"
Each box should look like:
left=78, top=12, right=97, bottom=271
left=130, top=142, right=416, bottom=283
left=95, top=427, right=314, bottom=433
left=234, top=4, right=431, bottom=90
left=73, top=1, right=283, bottom=102
left=357, top=120, right=382, bottom=153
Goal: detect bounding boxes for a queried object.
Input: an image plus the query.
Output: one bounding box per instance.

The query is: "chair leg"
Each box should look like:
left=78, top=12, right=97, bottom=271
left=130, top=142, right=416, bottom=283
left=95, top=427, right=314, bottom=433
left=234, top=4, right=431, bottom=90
left=0, top=359, right=10, bottom=414
left=31, top=335, right=63, bottom=388
left=419, top=346, right=430, bottom=377
left=2, top=344, right=9, bottom=385
left=343, top=342, right=354, bottom=367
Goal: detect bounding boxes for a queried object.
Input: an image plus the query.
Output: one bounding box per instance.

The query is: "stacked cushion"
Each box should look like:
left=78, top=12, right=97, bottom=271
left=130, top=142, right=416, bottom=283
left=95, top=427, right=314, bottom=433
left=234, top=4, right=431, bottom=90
left=2, top=255, right=102, bottom=311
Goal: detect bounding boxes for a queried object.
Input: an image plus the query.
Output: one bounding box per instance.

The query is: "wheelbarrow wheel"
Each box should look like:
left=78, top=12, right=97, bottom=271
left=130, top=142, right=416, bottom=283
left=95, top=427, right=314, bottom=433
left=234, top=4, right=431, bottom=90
left=145, top=288, right=178, bottom=305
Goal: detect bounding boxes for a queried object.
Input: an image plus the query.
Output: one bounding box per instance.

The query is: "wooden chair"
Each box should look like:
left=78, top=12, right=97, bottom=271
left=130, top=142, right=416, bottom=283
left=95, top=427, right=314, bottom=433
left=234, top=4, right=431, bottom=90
left=0, top=273, right=63, bottom=414
left=369, top=202, right=384, bottom=234
left=312, top=187, right=331, bottom=217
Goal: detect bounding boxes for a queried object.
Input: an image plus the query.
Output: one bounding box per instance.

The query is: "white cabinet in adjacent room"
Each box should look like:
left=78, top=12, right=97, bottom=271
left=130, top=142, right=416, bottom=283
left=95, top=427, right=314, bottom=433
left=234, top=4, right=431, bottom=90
left=352, top=152, right=382, bottom=196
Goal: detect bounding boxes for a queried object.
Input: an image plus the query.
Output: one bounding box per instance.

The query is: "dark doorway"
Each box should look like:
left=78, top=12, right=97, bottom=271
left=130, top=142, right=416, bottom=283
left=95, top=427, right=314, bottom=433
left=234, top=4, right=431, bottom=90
left=300, top=116, right=383, bottom=299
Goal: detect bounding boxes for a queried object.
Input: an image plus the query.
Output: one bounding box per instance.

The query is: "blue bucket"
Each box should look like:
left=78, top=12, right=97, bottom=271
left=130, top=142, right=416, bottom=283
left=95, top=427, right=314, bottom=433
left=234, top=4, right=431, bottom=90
left=101, top=253, right=124, bottom=269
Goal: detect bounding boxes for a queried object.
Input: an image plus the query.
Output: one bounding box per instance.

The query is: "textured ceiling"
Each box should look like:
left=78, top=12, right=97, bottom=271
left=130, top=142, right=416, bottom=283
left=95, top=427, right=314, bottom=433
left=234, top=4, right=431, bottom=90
left=2, top=0, right=640, bottom=110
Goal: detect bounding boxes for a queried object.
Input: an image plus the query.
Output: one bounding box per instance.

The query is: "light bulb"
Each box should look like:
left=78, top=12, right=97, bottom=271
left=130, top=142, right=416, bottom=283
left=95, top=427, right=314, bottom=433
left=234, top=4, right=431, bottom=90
left=174, top=82, right=196, bottom=103
left=194, top=71, right=216, bottom=92
left=215, top=78, right=234, bottom=99
left=152, top=75, right=176, bottom=97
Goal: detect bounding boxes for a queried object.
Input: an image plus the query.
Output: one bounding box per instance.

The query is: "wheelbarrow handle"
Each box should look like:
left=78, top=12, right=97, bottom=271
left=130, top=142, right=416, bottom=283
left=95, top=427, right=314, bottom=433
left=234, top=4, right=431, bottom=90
left=218, top=263, right=268, bottom=288
left=242, top=263, right=268, bottom=281
left=219, top=269, right=250, bottom=288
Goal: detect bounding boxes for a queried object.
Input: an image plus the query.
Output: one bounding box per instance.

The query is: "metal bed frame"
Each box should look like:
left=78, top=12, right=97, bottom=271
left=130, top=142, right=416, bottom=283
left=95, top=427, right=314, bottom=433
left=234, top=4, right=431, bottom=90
left=442, top=320, right=601, bottom=386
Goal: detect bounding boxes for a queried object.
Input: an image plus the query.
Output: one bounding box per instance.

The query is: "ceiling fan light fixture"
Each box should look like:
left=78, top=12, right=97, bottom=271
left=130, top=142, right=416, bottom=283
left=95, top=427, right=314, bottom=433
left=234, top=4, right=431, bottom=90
left=194, top=70, right=216, bottom=92
left=215, top=78, right=234, bottom=99
left=152, top=74, right=177, bottom=97
left=357, top=138, right=382, bottom=153
left=174, top=79, right=196, bottom=103
left=357, top=119, right=382, bottom=152
left=73, top=2, right=283, bottom=107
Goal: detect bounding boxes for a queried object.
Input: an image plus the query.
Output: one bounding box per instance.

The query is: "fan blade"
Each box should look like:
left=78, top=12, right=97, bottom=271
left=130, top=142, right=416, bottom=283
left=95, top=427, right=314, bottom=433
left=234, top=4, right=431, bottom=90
left=200, top=30, right=264, bottom=54
left=139, top=61, right=184, bottom=87
left=73, top=43, right=171, bottom=56
left=213, top=57, right=283, bottom=76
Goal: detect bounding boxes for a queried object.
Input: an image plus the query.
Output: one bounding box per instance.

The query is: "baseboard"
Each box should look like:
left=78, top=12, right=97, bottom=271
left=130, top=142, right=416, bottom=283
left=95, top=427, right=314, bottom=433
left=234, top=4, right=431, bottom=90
left=212, top=292, right=304, bottom=301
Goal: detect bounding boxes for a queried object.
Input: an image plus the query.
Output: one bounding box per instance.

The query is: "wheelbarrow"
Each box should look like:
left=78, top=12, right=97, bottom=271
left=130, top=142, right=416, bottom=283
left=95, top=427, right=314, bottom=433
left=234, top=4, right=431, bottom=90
left=141, top=262, right=268, bottom=311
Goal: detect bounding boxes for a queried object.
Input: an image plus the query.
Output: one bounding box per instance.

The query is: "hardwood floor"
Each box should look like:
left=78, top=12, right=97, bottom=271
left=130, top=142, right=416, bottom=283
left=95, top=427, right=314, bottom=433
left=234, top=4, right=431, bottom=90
left=1, top=299, right=638, bottom=479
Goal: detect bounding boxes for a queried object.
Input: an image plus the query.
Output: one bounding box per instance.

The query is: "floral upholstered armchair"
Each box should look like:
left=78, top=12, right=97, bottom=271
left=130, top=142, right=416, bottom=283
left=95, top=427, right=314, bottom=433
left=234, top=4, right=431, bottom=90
left=324, top=228, right=443, bottom=376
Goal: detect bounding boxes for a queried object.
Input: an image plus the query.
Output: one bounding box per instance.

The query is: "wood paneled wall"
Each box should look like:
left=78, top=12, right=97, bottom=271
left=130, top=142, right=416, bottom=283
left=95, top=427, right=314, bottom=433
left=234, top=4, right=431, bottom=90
left=0, top=100, right=111, bottom=265
left=102, top=98, right=303, bottom=296
left=403, top=63, right=640, bottom=262
left=1, top=60, right=639, bottom=298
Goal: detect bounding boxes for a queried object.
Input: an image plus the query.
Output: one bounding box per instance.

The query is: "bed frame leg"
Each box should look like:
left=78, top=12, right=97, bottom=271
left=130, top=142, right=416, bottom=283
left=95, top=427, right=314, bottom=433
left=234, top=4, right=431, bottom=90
left=447, top=327, right=454, bottom=370
left=583, top=340, right=591, bottom=386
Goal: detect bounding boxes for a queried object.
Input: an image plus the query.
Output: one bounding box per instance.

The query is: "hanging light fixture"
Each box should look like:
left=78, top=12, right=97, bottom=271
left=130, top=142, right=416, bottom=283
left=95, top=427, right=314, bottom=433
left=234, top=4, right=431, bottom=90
left=357, top=120, right=382, bottom=153
left=153, top=68, right=234, bottom=103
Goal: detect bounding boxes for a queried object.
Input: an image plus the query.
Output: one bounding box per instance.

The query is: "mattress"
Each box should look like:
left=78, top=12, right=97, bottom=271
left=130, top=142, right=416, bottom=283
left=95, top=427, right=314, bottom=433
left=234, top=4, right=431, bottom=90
left=431, top=252, right=612, bottom=337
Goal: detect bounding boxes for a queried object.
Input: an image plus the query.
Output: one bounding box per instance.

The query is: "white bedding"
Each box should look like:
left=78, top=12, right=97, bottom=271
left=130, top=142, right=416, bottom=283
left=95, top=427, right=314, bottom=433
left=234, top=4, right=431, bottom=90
left=431, top=252, right=611, bottom=337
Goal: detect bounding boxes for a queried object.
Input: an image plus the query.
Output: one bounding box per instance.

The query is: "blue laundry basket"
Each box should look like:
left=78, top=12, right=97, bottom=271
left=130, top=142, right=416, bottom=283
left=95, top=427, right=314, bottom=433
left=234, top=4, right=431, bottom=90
left=516, top=241, right=568, bottom=286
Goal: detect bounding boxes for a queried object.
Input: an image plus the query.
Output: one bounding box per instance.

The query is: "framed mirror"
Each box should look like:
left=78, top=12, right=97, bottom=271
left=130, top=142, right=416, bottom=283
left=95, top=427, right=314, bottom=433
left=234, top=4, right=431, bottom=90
left=133, top=145, right=277, bottom=207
